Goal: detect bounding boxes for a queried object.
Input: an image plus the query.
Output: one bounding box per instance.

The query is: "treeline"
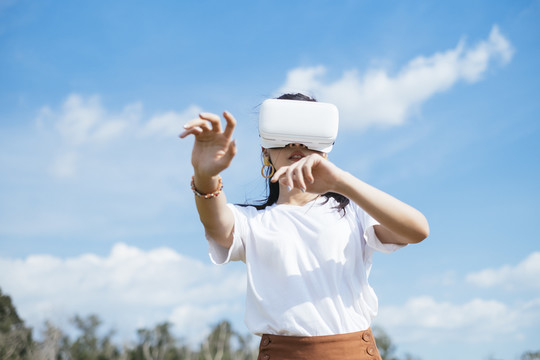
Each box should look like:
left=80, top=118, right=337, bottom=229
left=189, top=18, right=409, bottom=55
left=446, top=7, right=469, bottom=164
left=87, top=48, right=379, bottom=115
left=0, top=287, right=414, bottom=360
left=2, top=288, right=540, bottom=360
left=3, top=286, right=256, bottom=360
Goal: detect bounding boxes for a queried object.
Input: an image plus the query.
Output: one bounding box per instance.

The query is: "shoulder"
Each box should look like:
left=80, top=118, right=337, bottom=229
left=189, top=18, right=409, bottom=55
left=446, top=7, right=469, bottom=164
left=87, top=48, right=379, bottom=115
left=324, top=197, right=373, bottom=228
left=318, top=195, right=357, bottom=217
left=229, top=203, right=268, bottom=218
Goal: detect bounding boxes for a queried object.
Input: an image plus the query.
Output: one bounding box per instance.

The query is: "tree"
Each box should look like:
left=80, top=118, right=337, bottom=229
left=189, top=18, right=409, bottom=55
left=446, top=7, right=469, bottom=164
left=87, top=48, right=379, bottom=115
left=0, top=288, right=33, bottom=360
left=33, top=321, right=69, bottom=360
left=521, top=351, right=540, bottom=360
left=199, top=321, right=256, bottom=360
left=200, top=321, right=233, bottom=360
left=1, top=288, right=430, bottom=360
left=373, top=326, right=398, bottom=360
left=372, top=326, right=421, bottom=360
left=69, top=314, right=120, bottom=360
left=130, top=322, right=180, bottom=360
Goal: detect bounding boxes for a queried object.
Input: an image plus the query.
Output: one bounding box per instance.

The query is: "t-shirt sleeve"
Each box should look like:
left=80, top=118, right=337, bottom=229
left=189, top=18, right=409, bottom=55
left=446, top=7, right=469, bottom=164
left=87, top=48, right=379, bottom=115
left=207, top=204, right=248, bottom=265
left=355, top=203, right=406, bottom=254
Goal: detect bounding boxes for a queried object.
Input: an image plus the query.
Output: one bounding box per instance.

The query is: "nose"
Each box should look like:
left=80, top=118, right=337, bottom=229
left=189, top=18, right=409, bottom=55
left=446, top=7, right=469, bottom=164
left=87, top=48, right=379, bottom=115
left=286, top=143, right=307, bottom=148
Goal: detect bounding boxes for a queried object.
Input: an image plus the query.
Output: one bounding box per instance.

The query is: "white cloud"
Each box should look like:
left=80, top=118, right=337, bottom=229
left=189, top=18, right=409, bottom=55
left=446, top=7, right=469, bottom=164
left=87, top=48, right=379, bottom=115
left=1, top=93, right=201, bottom=238
left=0, top=243, right=246, bottom=344
left=47, top=94, right=141, bottom=146
left=278, top=25, right=513, bottom=129
left=36, top=94, right=201, bottom=179
left=142, top=105, right=202, bottom=137
left=37, top=94, right=141, bottom=179
left=377, top=253, right=540, bottom=346
left=377, top=295, right=540, bottom=344
left=43, top=93, right=201, bottom=144
left=466, top=251, right=540, bottom=290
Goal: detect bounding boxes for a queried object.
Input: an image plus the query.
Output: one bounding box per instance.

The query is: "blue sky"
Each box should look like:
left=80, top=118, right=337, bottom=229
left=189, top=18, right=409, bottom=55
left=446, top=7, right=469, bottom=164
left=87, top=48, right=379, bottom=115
left=1, top=1, right=539, bottom=359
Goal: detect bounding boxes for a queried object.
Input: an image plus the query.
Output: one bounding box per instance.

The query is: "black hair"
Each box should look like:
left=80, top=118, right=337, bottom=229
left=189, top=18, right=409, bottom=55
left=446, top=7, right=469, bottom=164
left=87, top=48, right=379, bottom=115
left=241, top=93, right=350, bottom=215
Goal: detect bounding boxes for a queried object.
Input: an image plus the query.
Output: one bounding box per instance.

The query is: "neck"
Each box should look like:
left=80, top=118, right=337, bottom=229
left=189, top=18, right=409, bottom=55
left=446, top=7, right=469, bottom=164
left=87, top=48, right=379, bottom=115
left=276, top=184, right=319, bottom=206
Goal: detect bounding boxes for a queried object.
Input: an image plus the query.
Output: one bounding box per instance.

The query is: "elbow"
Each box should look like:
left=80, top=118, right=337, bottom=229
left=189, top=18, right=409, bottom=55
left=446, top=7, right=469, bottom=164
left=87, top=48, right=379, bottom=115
left=411, top=219, right=430, bottom=244
left=411, top=230, right=429, bottom=244
left=402, top=213, right=429, bottom=244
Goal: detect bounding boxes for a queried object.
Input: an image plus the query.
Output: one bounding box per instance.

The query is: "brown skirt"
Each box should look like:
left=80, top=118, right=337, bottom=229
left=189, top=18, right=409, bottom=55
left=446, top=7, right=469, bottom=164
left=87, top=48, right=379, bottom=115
left=257, top=328, right=382, bottom=360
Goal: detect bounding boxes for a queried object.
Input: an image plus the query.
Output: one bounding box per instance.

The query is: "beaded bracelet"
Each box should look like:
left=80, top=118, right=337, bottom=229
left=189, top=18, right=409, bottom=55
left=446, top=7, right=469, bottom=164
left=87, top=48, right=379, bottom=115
left=191, top=176, right=223, bottom=199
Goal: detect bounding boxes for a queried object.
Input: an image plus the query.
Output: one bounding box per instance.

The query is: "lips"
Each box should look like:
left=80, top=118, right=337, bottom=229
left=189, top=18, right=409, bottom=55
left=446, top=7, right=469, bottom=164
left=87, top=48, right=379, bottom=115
left=288, top=151, right=305, bottom=161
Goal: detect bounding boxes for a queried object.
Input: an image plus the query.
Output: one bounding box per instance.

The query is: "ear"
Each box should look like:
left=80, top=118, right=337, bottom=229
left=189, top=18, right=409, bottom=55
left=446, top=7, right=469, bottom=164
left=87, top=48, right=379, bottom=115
left=262, top=147, right=269, bottom=158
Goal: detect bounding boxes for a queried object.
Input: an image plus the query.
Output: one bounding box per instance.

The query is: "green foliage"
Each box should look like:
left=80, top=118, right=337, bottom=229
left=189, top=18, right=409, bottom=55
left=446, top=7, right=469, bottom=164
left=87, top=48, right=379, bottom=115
left=0, top=289, right=24, bottom=333
left=198, top=320, right=257, bottom=360
left=521, top=351, right=540, bottom=360
left=0, top=288, right=33, bottom=360
left=372, top=326, right=421, bottom=360
left=373, top=326, right=399, bottom=360
left=68, top=314, right=120, bottom=360
left=36, top=321, right=71, bottom=360
left=130, top=322, right=182, bottom=360
left=2, top=287, right=539, bottom=360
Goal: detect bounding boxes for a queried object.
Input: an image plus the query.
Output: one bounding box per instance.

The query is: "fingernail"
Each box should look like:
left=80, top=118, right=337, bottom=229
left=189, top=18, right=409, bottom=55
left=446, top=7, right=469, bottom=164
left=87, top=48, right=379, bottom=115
left=183, top=124, right=189, bottom=129
left=300, top=188, right=306, bottom=193
left=287, top=186, right=292, bottom=192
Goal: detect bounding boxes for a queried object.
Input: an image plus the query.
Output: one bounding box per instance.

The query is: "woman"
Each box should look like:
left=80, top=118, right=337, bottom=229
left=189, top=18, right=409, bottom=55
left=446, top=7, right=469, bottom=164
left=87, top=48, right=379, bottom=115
left=180, top=93, right=429, bottom=360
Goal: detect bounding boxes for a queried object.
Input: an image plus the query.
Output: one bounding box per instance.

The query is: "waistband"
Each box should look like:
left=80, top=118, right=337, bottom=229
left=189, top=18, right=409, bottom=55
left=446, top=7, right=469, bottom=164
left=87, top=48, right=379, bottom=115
left=258, top=328, right=381, bottom=360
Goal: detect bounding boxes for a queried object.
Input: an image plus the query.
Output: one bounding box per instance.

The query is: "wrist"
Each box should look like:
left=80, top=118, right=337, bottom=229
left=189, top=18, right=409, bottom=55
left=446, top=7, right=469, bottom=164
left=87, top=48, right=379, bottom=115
left=332, top=170, right=356, bottom=195
left=191, top=175, right=223, bottom=199
left=193, top=172, right=221, bottom=194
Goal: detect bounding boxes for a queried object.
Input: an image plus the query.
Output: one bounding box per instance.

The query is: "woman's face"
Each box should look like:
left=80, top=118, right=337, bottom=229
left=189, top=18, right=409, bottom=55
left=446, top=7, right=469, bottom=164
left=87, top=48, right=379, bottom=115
left=264, top=143, right=326, bottom=171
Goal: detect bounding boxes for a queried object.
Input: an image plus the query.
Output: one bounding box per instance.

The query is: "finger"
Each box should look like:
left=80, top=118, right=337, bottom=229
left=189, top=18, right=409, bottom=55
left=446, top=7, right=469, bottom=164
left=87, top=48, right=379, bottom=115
left=179, top=126, right=203, bottom=139
left=222, top=111, right=237, bottom=140
left=229, top=139, right=238, bottom=157
left=302, top=157, right=316, bottom=184
left=183, top=119, right=212, bottom=132
left=218, top=139, right=237, bottom=168
left=287, top=159, right=306, bottom=191
left=199, top=112, right=222, bottom=133
left=293, top=164, right=307, bottom=191
left=271, top=166, right=288, bottom=183
left=284, top=164, right=296, bottom=190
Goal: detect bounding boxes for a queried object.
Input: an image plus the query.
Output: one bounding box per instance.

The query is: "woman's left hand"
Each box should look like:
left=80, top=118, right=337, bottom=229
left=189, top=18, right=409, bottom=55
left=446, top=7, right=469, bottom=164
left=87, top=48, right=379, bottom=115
left=272, top=153, right=430, bottom=244
left=271, top=154, right=345, bottom=194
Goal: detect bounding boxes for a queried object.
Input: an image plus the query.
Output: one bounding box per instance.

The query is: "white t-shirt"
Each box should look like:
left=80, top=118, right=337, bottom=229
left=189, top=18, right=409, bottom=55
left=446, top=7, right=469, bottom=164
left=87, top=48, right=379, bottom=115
left=207, top=196, right=404, bottom=337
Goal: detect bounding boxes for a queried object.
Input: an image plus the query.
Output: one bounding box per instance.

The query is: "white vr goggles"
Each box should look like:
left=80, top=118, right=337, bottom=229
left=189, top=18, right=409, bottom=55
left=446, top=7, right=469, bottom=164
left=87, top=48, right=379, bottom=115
left=258, top=99, right=339, bottom=153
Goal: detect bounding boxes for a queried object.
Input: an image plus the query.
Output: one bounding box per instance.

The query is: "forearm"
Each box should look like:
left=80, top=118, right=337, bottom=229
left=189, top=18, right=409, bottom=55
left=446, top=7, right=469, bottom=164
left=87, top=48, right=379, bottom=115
left=334, top=171, right=429, bottom=244
left=193, top=173, right=234, bottom=248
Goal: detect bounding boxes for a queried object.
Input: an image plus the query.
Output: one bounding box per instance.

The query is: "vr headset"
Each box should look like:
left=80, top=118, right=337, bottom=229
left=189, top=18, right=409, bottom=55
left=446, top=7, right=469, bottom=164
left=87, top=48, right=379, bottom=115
left=258, top=99, right=339, bottom=153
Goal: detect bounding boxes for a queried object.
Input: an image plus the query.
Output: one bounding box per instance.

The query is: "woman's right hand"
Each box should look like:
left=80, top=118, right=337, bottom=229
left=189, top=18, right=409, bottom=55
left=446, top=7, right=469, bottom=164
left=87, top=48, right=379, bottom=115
left=179, top=111, right=237, bottom=248
left=179, top=112, right=237, bottom=178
